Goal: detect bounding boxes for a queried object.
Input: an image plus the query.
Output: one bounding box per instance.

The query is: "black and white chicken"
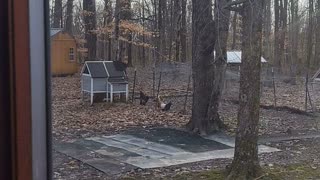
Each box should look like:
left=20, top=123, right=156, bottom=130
left=156, top=96, right=172, bottom=111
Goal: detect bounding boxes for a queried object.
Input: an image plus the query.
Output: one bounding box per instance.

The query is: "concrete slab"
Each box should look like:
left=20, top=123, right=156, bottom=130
left=126, top=128, right=231, bottom=152
left=88, top=136, right=170, bottom=158
left=105, top=134, right=189, bottom=155
left=125, top=145, right=280, bottom=168
left=55, top=128, right=281, bottom=174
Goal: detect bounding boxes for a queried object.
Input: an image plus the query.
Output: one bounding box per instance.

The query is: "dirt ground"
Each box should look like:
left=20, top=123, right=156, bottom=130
left=52, top=65, right=320, bottom=179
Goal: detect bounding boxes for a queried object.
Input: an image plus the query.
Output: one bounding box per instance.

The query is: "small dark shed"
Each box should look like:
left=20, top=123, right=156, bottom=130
left=81, top=61, right=128, bottom=104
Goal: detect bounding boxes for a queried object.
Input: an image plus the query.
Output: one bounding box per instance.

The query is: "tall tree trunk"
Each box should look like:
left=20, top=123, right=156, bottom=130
left=114, top=0, right=121, bottom=61
left=53, top=0, right=63, bottom=28
left=231, top=12, right=238, bottom=50
left=181, top=0, right=187, bottom=62
left=83, top=0, right=97, bottom=60
left=227, top=0, right=264, bottom=179
left=187, top=0, right=215, bottom=135
left=128, top=33, right=133, bottom=66
left=315, top=0, right=320, bottom=67
left=206, top=0, right=231, bottom=132
left=263, top=0, right=271, bottom=61
left=307, top=0, right=314, bottom=73
left=280, top=0, right=288, bottom=73
left=65, top=0, right=74, bottom=34
left=289, top=0, right=299, bottom=84
left=274, top=0, right=281, bottom=72
left=142, top=0, right=146, bottom=66
left=174, top=0, right=181, bottom=61
left=103, top=0, right=112, bottom=60
left=168, top=0, right=174, bottom=61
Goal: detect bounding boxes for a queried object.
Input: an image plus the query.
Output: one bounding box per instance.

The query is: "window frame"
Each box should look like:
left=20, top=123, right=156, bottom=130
left=0, top=0, right=52, bottom=179
left=69, top=47, right=75, bottom=61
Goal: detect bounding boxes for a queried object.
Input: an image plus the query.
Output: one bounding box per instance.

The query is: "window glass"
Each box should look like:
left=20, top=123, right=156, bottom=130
left=69, top=48, right=74, bottom=61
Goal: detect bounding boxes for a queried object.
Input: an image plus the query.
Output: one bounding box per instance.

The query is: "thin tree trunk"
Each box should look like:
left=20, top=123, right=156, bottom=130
left=315, top=0, right=320, bottom=67
left=53, top=0, right=63, bottom=28
left=65, top=0, right=74, bottom=34
left=231, top=11, right=238, bottom=50
left=289, top=0, right=299, bottom=84
left=114, top=0, right=121, bottom=61
left=181, top=0, right=187, bottom=62
left=187, top=0, right=215, bottom=135
left=83, top=0, right=97, bottom=60
left=227, top=0, right=264, bottom=179
left=263, top=0, right=271, bottom=61
left=174, top=0, right=181, bottom=62
left=142, top=0, right=146, bottom=66
left=307, top=0, right=314, bottom=72
left=274, top=0, right=281, bottom=72
left=206, top=0, right=231, bottom=132
left=168, top=0, right=174, bottom=61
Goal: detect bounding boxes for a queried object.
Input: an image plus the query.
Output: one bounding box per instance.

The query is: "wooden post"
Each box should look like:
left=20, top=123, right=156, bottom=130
left=156, top=71, right=162, bottom=98
left=90, top=78, right=94, bottom=105
left=272, top=67, right=277, bottom=107
left=132, top=69, right=137, bottom=102
left=126, top=84, right=129, bottom=102
left=183, top=75, right=191, bottom=114
left=305, top=74, right=308, bottom=111
left=306, top=73, right=314, bottom=112
left=110, top=84, right=113, bottom=103
left=152, top=66, right=155, bottom=97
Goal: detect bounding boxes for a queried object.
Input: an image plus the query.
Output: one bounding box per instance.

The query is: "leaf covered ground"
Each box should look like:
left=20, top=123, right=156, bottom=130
left=53, top=66, right=320, bottom=179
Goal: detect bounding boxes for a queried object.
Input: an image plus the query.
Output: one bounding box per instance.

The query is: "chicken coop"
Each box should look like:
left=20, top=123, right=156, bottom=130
left=81, top=61, right=128, bottom=104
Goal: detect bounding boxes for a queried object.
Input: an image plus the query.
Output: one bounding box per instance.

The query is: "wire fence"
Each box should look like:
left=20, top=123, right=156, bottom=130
left=127, top=63, right=320, bottom=114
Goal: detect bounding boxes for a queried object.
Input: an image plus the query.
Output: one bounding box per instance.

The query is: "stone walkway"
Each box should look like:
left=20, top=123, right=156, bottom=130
left=55, top=128, right=281, bottom=175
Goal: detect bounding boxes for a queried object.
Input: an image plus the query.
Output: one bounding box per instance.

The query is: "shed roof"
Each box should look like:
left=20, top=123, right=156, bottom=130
left=82, top=61, right=126, bottom=79
left=50, top=28, right=63, bottom=37
left=215, top=51, right=267, bottom=64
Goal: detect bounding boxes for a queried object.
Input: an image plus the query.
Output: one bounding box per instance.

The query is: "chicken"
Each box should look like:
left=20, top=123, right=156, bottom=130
left=156, top=96, right=172, bottom=111
left=140, top=91, right=149, bottom=105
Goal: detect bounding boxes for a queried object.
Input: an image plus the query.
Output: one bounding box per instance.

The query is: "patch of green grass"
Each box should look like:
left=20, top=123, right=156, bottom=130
left=173, top=164, right=320, bottom=180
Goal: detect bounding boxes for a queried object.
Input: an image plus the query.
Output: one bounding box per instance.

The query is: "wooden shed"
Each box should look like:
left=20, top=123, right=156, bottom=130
left=81, top=61, right=129, bottom=104
left=50, top=28, right=78, bottom=76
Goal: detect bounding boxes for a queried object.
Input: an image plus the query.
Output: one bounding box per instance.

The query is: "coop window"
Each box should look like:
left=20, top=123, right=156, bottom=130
left=69, top=48, right=75, bottom=61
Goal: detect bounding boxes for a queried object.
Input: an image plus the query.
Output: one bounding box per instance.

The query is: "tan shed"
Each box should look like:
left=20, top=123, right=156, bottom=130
left=50, top=28, right=78, bottom=76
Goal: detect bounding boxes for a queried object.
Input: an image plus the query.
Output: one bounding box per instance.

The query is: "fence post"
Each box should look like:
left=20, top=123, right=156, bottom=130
left=152, top=66, right=155, bottom=97
left=156, top=71, right=162, bottom=98
left=183, top=75, right=191, bottom=114
left=272, top=67, right=277, bottom=107
left=132, top=68, right=137, bottom=102
left=305, top=74, right=308, bottom=111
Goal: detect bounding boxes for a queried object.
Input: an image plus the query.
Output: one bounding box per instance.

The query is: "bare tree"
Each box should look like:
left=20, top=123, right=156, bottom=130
left=231, top=11, right=238, bottom=50
left=187, top=0, right=215, bottom=135
left=181, top=0, right=187, bottom=62
left=315, top=0, right=320, bottom=67
left=289, top=0, right=299, bottom=84
left=114, top=0, right=121, bottom=61
left=65, top=0, right=74, bottom=34
left=83, top=0, right=97, bottom=60
left=53, top=0, right=63, bottom=28
left=226, top=0, right=264, bottom=179
left=206, top=0, right=231, bottom=132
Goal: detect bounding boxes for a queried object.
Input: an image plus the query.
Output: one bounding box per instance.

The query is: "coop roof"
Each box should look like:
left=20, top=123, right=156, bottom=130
left=104, top=61, right=126, bottom=78
left=214, top=51, right=267, bottom=64
left=50, top=28, right=63, bottom=37
left=82, top=61, right=126, bottom=79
